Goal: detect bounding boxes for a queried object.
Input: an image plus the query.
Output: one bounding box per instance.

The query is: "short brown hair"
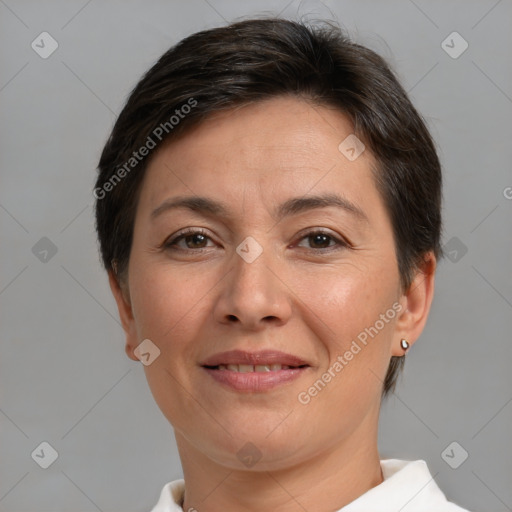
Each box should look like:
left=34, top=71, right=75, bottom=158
left=95, top=18, right=442, bottom=396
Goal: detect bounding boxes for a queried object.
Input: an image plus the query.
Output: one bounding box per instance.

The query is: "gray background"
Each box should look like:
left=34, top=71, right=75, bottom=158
left=1, top=1, right=511, bottom=511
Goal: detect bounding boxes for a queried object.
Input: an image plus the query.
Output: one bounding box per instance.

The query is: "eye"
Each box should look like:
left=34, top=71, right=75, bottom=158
left=163, top=228, right=349, bottom=253
left=296, top=230, right=348, bottom=251
left=164, top=228, right=216, bottom=250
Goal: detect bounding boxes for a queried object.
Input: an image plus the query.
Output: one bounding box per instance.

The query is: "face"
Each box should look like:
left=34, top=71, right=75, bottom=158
left=111, top=96, right=434, bottom=471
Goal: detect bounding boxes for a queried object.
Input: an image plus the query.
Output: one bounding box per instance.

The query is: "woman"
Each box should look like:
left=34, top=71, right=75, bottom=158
left=94, top=18, right=471, bottom=512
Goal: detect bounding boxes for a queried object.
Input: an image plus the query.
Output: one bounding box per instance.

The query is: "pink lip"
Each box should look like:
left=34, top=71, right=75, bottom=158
left=200, top=349, right=309, bottom=367
left=202, top=366, right=309, bottom=392
left=200, top=350, right=310, bottom=392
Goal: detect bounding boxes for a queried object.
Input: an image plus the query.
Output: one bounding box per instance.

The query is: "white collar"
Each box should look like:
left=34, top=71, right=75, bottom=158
left=150, top=459, right=470, bottom=511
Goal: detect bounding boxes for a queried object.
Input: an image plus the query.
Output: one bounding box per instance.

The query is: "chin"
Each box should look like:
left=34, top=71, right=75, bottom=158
left=210, top=437, right=310, bottom=473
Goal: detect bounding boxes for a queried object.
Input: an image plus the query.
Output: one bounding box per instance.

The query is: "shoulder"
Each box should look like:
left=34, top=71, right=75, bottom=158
left=341, top=459, right=472, bottom=511
left=149, top=479, right=185, bottom=512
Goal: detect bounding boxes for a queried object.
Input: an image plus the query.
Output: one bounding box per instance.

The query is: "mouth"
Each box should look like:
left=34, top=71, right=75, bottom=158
left=200, top=350, right=311, bottom=392
left=203, top=363, right=308, bottom=372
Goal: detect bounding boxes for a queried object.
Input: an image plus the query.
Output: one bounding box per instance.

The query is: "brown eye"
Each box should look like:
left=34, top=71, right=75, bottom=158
left=308, top=233, right=333, bottom=249
left=181, top=233, right=208, bottom=249
left=165, top=229, right=214, bottom=250
left=296, top=230, right=348, bottom=251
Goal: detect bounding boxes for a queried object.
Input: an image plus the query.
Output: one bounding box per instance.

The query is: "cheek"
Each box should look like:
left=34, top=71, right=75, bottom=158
left=291, top=264, right=398, bottom=399
left=291, top=262, right=397, bottom=344
left=129, top=266, right=211, bottom=425
left=292, top=293, right=395, bottom=440
left=130, top=263, right=205, bottom=343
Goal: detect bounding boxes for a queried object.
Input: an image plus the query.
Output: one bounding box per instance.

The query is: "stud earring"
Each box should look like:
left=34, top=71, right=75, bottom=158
left=400, top=339, right=410, bottom=354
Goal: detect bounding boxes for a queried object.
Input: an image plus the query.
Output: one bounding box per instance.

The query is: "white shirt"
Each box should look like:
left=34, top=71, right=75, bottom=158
left=150, top=459, right=471, bottom=511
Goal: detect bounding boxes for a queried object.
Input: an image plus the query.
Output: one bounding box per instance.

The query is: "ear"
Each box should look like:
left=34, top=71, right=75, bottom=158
left=108, top=270, right=139, bottom=362
left=391, top=252, right=436, bottom=356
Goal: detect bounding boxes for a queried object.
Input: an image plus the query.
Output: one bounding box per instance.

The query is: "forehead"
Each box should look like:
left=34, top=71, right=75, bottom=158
left=139, top=96, right=380, bottom=214
left=160, top=97, right=358, bottom=165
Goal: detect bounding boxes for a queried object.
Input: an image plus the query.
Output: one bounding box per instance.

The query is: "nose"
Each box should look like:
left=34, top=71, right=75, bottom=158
left=212, top=242, right=293, bottom=331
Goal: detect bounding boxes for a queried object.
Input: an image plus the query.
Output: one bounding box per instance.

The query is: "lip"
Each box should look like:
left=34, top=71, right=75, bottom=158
left=200, top=349, right=309, bottom=367
left=202, top=366, right=309, bottom=392
left=200, top=350, right=311, bottom=392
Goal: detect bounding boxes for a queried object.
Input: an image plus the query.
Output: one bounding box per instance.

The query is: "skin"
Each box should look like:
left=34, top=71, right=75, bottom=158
left=109, top=96, right=436, bottom=511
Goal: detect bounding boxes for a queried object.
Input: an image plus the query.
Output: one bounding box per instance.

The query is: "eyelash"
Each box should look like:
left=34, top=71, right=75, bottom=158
left=163, top=228, right=349, bottom=253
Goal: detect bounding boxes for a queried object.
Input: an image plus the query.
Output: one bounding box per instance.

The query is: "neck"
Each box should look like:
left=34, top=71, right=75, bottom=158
left=175, top=417, right=383, bottom=512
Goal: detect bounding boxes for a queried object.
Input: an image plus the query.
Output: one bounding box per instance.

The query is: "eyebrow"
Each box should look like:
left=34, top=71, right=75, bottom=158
left=151, top=193, right=368, bottom=223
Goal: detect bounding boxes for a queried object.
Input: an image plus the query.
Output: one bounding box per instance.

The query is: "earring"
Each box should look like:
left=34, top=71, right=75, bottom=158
left=400, top=339, right=410, bottom=355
